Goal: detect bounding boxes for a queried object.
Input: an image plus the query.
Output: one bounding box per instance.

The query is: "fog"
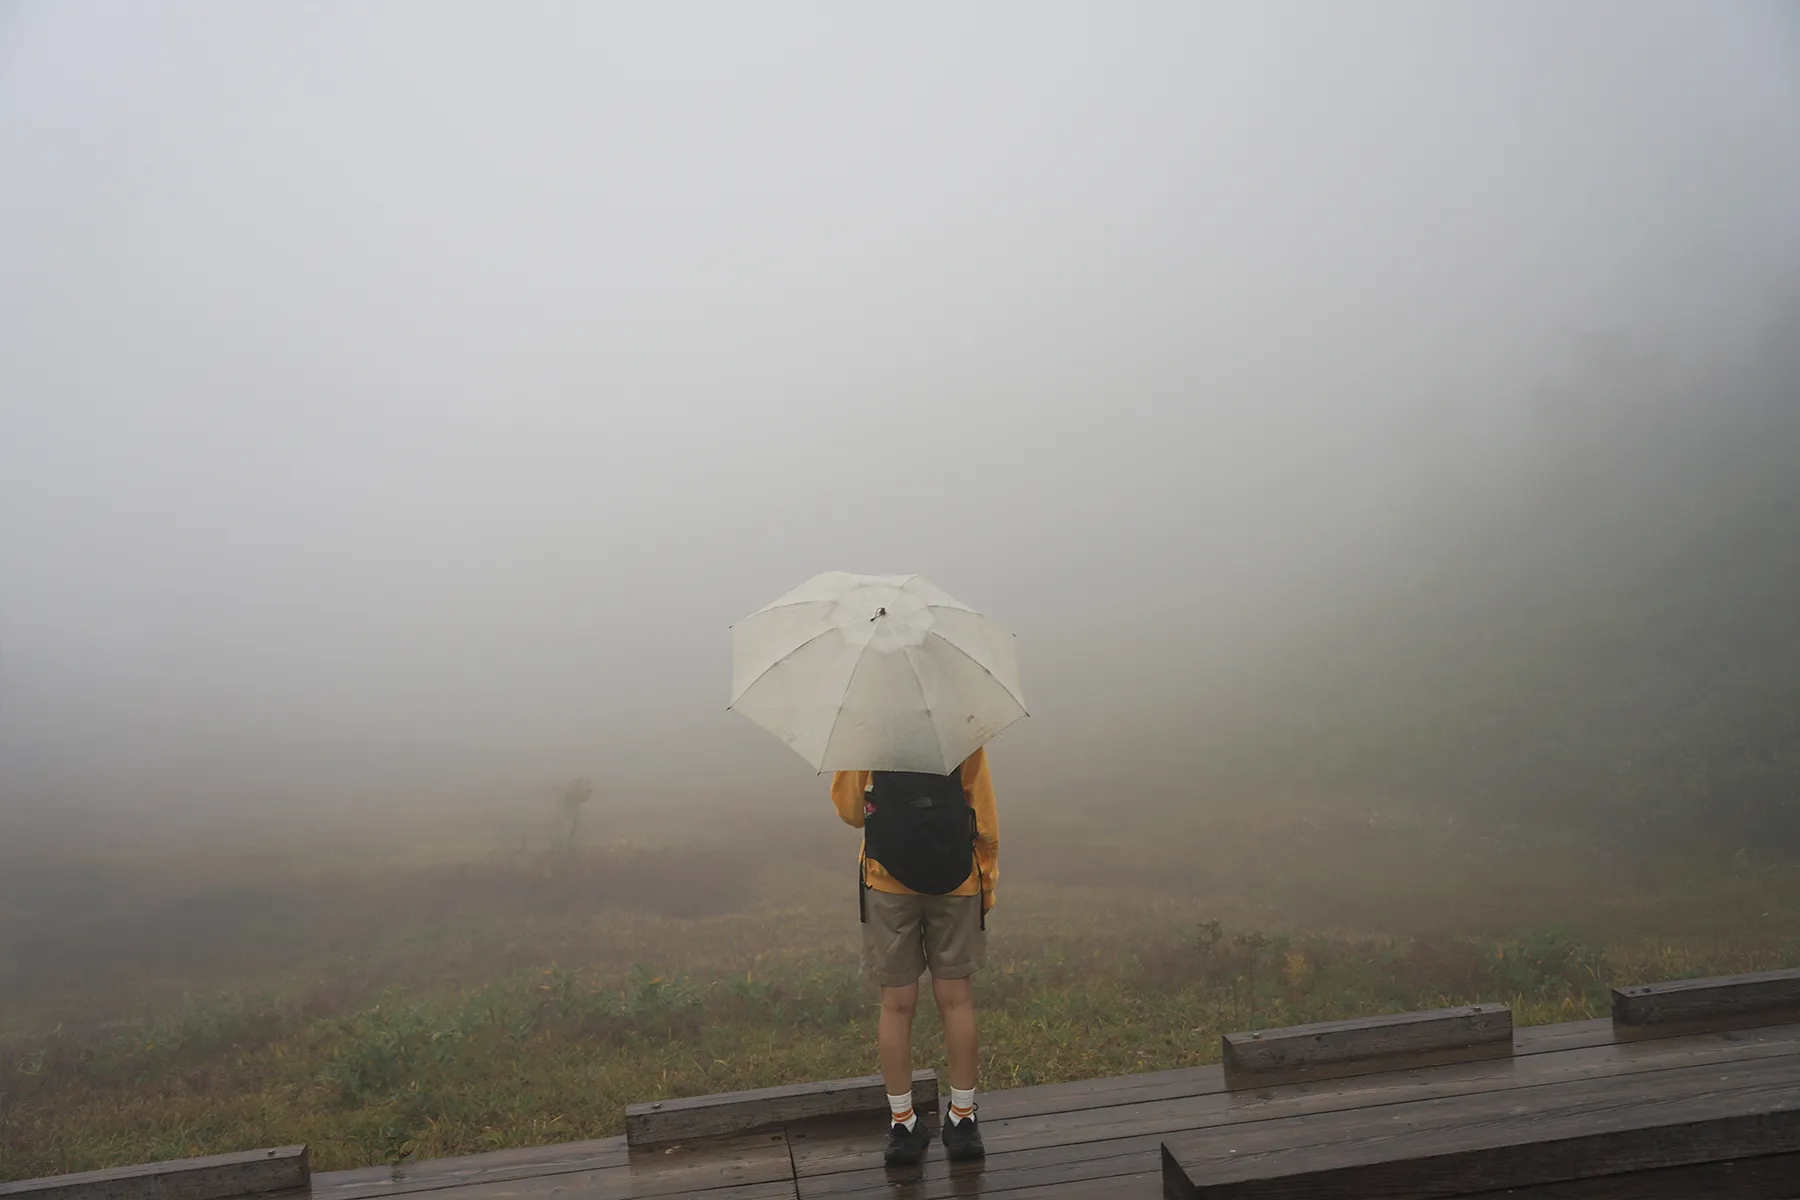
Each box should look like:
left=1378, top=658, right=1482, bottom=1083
left=3, top=1, right=1799, bottom=840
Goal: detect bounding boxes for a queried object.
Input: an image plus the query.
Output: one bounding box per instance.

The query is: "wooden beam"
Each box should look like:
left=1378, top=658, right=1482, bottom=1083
left=1613, top=966, right=1800, bottom=1029
left=626, top=1069, right=937, bottom=1149
left=1221, top=1004, right=1511, bottom=1080
left=0, top=1147, right=307, bottom=1200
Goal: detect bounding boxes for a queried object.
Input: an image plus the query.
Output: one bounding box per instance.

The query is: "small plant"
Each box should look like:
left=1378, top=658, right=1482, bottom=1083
left=1496, top=928, right=1604, bottom=1001
left=556, top=778, right=594, bottom=852
left=319, top=1003, right=434, bottom=1106
left=380, top=1120, right=417, bottom=1169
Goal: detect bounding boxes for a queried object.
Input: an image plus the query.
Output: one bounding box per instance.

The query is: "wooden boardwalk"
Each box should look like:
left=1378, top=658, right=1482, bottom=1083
left=11, top=968, right=1800, bottom=1200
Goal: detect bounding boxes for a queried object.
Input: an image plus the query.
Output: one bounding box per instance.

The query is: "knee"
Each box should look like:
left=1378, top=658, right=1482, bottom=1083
left=932, top=977, right=974, bottom=1014
left=881, top=987, right=919, bottom=1019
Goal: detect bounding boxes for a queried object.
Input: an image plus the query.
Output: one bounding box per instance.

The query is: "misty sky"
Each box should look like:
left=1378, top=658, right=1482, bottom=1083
left=3, top=2, right=1799, bottom=821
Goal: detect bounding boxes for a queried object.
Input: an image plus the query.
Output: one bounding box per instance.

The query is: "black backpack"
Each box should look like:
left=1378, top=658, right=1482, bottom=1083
left=860, top=769, right=984, bottom=926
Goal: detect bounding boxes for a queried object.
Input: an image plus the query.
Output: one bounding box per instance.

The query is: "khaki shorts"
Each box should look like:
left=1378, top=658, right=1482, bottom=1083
left=861, top=889, right=986, bottom=988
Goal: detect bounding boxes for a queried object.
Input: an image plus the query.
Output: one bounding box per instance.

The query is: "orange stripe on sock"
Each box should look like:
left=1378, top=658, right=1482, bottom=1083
left=949, top=1104, right=973, bottom=1118
left=892, top=1108, right=913, bottom=1123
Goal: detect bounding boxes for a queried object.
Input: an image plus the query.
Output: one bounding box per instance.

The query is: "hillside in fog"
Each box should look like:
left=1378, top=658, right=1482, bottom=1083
left=1178, top=295, right=1800, bottom=849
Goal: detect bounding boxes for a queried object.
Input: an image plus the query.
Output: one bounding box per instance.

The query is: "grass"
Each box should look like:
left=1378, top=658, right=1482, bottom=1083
left=4, top=799, right=1799, bottom=1180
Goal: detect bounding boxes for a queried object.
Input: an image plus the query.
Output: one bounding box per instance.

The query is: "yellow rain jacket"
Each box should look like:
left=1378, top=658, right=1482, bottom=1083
left=831, top=747, right=999, bottom=911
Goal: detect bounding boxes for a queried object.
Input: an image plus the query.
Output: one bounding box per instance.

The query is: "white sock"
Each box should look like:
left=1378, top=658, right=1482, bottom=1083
left=948, top=1086, right=976, bottom=1124
left=887, top=1091, right=917, bottom=1131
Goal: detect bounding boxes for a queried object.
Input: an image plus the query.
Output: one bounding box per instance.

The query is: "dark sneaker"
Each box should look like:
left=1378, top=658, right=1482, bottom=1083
left=883, top=1115, right=931, bottom=1167
left=941, top=1109, right=985, bottom=1162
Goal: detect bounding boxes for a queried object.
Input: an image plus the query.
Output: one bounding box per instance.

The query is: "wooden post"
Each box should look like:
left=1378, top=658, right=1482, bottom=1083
left=626, top=1069, right=939, bottom=1148
left=0, top=1147, right=308, bottom=1200
left=1222, top=1004, right=1512, bottom=1083
left=1613, top=966, right=1800, bottom=1030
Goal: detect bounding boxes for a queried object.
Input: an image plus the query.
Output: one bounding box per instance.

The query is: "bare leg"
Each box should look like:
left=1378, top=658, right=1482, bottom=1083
left=879, top=983, right=919, bottom=1098
left=932, top=974, right=978, bottom=1092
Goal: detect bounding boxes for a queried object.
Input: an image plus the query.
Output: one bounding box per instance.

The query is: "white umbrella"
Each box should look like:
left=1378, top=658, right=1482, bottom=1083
left=729, top=572, right=1027, bottom=774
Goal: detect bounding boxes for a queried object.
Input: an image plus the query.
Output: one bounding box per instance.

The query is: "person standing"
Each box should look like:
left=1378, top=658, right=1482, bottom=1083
left=831, top=747, right=998, bottom=1166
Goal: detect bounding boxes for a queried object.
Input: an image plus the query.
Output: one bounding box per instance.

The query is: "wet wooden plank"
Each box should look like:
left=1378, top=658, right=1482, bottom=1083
left=626, top=1069, right=936, bottom=1149
left=973, top=1064, right=1224, bottom=1122
left=0, top=1148, right=307, bottom=1200
left=1222, top=1003, right=1511, bottom=1080
left=650, top=1184, right=794, bottom=1200
left=1511, top=1016, right=1615, bottom=1054
left=1163, top=1052, right=1800, bottom=1199
left=1613, top=966, right=1800, bottom=1028
left=974, top=1170, right=1162, bottom=1198
left=400, top=1131, right=793, bottom=1199
left=790, top=1021, right=1800, bottom=1188
left=796, top=1139, right=1161, bottom=1200
left=309, top=1140, right=626, bottom=1200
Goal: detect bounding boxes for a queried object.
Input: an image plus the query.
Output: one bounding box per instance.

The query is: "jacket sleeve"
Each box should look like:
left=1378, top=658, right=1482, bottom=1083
left=831, top=770, right=872, bottom=828
left=962, top=748, right=999, bottom=908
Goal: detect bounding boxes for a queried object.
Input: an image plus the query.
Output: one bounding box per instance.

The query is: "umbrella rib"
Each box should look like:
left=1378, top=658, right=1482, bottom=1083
left=922, top=628, right=1029, bottom=714
left=728, top=624, right=844, bottom=708
left=817, top=638, right=873, bottom=773
left=899, top=639, right=941, bottom=767
left=742, top=597, right=851, bottom=620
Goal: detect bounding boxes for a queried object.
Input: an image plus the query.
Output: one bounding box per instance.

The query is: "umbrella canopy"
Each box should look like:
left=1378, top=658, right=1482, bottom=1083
left=730, top=572, right=1026, bottom=774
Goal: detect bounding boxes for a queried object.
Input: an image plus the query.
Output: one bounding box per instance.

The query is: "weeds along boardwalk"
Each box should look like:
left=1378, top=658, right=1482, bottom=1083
left=10, top=968, right=1800, bottom=1200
